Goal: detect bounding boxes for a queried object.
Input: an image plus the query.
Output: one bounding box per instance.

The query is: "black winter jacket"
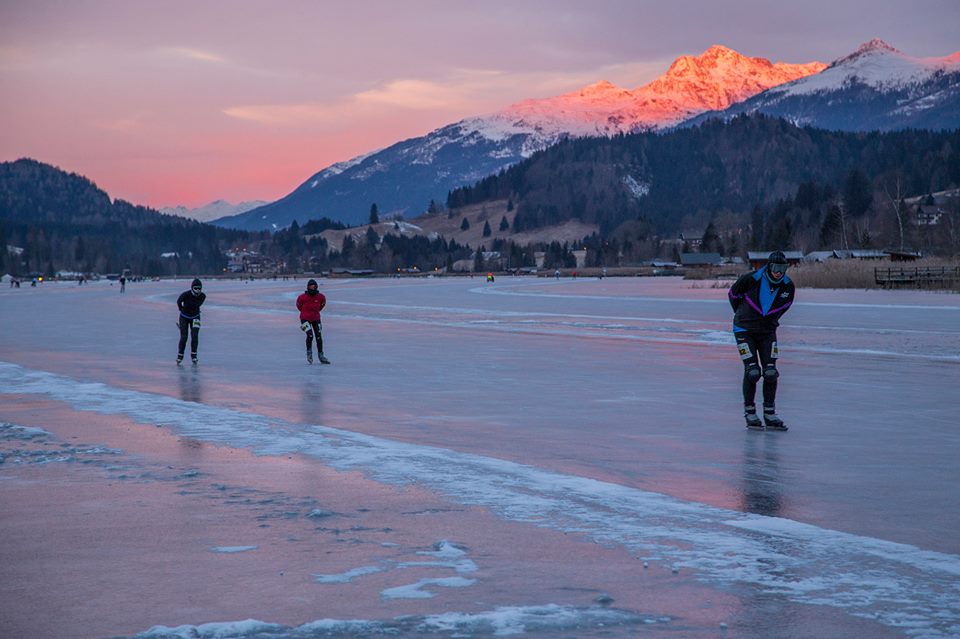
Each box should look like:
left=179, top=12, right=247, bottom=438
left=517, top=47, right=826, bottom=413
left=177, top=290, right=206, bottom=319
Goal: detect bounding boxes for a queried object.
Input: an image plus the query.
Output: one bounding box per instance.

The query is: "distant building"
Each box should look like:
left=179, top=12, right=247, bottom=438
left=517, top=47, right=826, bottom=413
left=913, top=204, right=943, bottom=226
left=679, top=230, right=704, bottom=249
left=832, top=249, right=888, bottom=260
left=803, top=251, right=835, bottom=263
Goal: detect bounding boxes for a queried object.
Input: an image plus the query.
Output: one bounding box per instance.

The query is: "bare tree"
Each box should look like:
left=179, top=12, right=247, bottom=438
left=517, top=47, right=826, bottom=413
left=882, top=174, right=906, bottom=251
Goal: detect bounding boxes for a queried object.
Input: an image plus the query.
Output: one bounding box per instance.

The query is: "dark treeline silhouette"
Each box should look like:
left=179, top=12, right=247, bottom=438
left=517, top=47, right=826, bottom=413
left=0, top=159, right=253, bottom=276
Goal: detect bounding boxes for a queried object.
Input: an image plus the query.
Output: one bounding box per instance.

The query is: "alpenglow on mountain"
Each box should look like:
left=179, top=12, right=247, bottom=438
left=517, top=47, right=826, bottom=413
left=685, top=40, right=960, bottom=131
left=212, top=45, right=825, bottom=231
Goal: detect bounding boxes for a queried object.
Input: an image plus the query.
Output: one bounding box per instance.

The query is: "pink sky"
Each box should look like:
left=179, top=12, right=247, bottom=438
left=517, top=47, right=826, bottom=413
left=2, top=0, right=957, bottom=209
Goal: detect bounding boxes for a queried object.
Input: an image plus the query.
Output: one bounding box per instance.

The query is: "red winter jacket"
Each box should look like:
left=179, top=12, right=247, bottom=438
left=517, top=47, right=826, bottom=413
left=296, top=291, right=326, bottom=322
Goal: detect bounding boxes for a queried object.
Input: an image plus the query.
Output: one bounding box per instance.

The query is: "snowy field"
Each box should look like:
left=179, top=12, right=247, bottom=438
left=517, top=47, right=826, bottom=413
left=1, top=275, right=958, bottom=639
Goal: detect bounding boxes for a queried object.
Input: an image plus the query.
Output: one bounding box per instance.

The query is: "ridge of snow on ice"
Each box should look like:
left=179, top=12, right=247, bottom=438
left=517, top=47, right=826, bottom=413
left=3, top=360, right=959, bottom=639
left=128, top=605, right=653, bottom=638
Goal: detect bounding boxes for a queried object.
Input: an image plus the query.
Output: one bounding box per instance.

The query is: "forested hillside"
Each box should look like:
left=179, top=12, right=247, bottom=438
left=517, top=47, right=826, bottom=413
left=446, top=115, right=960, bottom=253
left=0, top=159, right=249, bottom=276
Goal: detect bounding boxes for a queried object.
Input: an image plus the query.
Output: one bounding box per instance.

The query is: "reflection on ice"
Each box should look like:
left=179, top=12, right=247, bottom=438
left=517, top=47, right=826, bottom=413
left=740, top=436, right=785, bottom=517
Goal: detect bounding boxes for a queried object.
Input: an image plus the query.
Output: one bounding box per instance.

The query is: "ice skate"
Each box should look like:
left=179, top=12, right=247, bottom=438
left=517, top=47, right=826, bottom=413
left=317, top=352, right=331, bottom=365
left=176, top=354, right=183, bottom=366
left=191, top=354, right=198, bottom=366
left=306, top=350, right=313, bottom=364
left=744, top=405, right=763, bottom=430
left=763, top=406, right=788, bottom=431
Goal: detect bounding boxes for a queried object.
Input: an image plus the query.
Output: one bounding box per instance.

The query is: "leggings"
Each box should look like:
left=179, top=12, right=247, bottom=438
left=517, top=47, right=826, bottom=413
left=304, top=320, right=323, bottom=353
left=735, top=330, right=778, bottom=407
left=178, top=317, right=200, bottom=356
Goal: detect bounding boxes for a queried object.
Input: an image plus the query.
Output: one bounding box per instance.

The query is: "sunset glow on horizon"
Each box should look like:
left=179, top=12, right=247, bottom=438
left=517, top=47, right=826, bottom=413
left=2, top=0, right=957, bottom=209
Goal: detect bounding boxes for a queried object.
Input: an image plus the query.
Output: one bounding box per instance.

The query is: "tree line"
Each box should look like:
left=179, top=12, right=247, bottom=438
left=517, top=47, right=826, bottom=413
left=445, top=114, right=960, bottom=255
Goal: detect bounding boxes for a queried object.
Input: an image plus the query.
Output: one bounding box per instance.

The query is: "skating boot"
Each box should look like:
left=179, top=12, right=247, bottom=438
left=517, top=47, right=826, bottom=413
left=317, top=352, right=331, bottom=365
left=763, top=405, right=788, bottom=431
left=306, top=350, right=313, bottom=364
left=191, top=353, right=198, bottom=366
left=744, top=405, right=763, bottom=430
left=176, top=354, right=183, bottom=366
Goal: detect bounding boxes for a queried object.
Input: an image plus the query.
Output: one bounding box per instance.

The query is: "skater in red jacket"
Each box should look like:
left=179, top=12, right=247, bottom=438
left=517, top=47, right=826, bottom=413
left=296, top=279, right=329, bottom=364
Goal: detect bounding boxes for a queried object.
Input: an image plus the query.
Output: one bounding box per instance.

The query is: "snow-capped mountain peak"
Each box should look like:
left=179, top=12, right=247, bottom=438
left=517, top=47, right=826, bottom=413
left=833, top=39, right=902, bottom=66
left=777, top=40, right=960, bottom=96
left=213, top=46, right=826, bottom=230
left=468, top=45, right=825, bottom=142
left=685, top=40, right=960, bottom=134
left=163, top=199, right=268, bottom=223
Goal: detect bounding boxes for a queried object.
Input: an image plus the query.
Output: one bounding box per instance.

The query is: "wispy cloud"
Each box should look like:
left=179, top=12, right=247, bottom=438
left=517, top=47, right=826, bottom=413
left=221, top=56, right=675, bottom=128
left=222, top=103, right=338, bottom=126
left=160, top=46, right=227, bottom=64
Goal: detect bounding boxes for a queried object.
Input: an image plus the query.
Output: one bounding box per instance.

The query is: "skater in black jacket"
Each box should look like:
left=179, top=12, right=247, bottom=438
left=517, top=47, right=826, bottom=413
left=727, top=251, right=795, bottom=430
left=176, top=278, right=206, bottom=365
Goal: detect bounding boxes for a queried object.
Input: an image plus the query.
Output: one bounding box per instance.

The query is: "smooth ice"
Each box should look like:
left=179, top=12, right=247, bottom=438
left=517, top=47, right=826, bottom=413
left=1, top=276, right=959, bottom=638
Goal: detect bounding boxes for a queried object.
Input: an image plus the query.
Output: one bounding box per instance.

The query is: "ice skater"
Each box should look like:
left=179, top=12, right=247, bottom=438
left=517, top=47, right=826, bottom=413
left=727, top=251, right=795, bottom=430
left=176, top=278, right=206, bottom=365
left=296, top=279, right=329, bottom=364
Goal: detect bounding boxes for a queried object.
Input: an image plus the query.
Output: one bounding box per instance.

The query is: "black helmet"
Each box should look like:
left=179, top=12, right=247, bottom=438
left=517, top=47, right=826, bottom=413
left=765, top=251, right=788, bottom=283
left=190, top=278, right=203, bottom=294
left=306, top=279, right=318, bottom=294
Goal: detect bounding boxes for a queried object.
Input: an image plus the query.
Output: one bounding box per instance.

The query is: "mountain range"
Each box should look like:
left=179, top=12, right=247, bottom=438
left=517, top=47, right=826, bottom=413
left=685, top=40, right=960, bottom=131
left=211, top=44, right=827, bottom=231
left=160, top=199, right=267, bottom=223
left=212, top=40, right=960, bottom=233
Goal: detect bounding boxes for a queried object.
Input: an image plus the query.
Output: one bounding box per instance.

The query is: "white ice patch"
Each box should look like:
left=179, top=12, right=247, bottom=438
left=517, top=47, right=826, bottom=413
left=128, top=604, right=653, bottom=638
left=0, top=422, right=51, bottom=439
left=210, top=546, right=258, bottom=553
left=3, top=361, right=960, bottom=638
left=313, top=565, right=385, bottom=584
left=381, top=576, right=476, bottom=600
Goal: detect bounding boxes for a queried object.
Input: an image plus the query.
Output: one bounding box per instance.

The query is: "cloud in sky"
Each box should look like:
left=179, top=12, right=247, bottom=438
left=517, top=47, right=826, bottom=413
left=160, top=47, right=227, bottom=64
left=1, top=0, right=958, bottom=207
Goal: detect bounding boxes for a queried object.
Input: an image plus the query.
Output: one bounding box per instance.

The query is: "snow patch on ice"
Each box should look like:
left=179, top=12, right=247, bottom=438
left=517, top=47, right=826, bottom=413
left=313, top=565, right=385, bottom=584
left=0, top=422, right=51, bottom=440
left=381, top=576, right=476, bottom=600
left=127, top=605, right=653, bottom=638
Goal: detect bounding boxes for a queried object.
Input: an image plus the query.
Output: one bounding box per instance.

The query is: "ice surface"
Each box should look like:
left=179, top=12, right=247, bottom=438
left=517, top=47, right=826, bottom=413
left=1, top=277, right=959, bottom=638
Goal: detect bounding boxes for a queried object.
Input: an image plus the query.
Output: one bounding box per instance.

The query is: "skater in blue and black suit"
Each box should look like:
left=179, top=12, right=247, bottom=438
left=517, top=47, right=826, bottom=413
left=728, top=251, right=795, bottom=430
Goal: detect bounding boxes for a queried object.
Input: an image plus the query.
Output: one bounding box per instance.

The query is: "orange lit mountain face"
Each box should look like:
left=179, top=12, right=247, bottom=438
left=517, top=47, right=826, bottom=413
left=494, top=45, right=826, bottom=136
left=217, top=45, right=828, bottom=230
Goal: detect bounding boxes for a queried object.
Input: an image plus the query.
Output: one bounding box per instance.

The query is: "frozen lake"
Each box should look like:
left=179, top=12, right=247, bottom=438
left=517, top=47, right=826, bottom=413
left=1, top=275, right=958, bottom=638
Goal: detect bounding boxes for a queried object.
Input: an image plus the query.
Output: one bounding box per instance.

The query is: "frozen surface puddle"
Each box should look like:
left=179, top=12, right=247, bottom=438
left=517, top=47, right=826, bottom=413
left=3, top=361, right=959, bottom=638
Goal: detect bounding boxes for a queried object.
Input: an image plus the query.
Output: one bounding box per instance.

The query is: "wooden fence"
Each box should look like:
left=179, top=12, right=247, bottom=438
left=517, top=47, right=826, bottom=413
left=874, top=266, right=960, bottom=289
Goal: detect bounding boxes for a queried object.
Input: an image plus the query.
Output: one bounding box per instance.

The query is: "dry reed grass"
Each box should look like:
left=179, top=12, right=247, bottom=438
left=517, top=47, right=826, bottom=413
left=789, top=257, right=960, bottom=291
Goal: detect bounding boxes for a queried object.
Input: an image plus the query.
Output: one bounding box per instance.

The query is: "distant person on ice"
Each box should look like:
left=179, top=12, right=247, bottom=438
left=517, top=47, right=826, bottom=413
left=727, top=251, right=795, bottom=430
left=296, top=279, right=329, bottom=364
left=176, top=278, right=206, bottom=365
